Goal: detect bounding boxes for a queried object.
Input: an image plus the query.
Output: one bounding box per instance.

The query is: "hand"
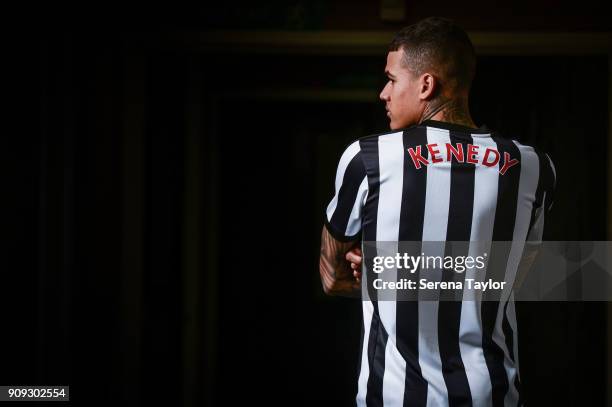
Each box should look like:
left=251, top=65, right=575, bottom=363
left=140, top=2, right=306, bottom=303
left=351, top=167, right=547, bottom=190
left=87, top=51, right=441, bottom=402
left=345, top=247, right=363, bottom=283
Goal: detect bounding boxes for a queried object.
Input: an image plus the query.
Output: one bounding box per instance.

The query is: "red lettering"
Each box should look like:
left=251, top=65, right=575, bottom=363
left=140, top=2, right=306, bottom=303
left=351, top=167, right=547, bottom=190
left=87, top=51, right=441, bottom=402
left=466, top=144, right=479, bottom=164
left=427, top=143, right=443, bottom=163
left=499, top=152, right=519, bottom=175
left=446, top=143, right=464, bottom=163
left=407, top=146, right=429, bottom=169
left=482, top=148, right=500, bottom=167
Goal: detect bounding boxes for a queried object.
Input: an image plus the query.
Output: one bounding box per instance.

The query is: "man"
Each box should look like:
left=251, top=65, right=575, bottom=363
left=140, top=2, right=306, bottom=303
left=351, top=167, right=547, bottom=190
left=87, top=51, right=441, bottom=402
left=319, top=17, right=556, bottom=407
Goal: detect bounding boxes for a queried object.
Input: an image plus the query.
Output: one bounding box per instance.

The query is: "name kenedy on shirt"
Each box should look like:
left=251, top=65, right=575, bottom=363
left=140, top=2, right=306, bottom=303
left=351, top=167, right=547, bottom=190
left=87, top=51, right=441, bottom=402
left=408, top=142, right=519, bottom=175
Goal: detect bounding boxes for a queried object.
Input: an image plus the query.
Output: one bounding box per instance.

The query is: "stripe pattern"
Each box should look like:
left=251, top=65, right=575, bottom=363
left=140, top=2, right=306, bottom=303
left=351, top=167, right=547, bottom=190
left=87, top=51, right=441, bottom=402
left=324, top=120, right=556, bottom=407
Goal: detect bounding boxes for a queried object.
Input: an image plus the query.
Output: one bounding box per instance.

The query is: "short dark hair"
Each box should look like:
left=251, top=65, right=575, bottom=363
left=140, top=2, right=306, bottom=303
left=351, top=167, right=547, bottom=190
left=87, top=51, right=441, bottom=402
left=389, top=17, right=476, bottom=94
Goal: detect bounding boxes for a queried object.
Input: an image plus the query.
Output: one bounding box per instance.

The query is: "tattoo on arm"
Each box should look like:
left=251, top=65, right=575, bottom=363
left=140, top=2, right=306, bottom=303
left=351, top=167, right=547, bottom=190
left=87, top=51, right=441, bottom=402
left=319, top=225, right=361, bottom=298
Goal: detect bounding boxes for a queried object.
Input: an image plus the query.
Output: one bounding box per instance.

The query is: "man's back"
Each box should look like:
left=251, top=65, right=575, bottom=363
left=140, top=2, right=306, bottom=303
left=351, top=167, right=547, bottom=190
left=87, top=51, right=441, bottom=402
left=324, top=119, right=556, bottom=406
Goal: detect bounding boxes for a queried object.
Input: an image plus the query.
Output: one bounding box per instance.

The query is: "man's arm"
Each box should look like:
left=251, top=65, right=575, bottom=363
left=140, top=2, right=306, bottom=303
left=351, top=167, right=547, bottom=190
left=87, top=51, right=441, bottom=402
left=513, top=242, right=541, bottom=290
left=514, top=152, right=556, bottom=289
left=319, top=225, right=361, bottom=298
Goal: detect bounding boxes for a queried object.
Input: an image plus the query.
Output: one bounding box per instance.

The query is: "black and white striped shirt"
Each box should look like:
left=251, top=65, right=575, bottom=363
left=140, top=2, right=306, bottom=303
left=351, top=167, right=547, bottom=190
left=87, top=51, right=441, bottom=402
left=324, top=119, right=556, bottom=407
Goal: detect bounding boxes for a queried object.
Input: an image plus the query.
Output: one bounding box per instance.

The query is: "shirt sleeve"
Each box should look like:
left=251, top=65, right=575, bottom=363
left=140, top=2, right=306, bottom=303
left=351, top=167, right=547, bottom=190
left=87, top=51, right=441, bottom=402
left=324, top=140, right=369, bottom=242
left=527, top=152, right=556, bottom=242
left=543, top=153, right=556, bottom=212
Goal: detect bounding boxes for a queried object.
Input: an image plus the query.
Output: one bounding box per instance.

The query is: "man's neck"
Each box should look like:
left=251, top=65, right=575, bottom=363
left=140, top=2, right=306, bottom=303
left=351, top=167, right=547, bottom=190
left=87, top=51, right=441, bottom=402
left=419, top=97, right=476, bottom=129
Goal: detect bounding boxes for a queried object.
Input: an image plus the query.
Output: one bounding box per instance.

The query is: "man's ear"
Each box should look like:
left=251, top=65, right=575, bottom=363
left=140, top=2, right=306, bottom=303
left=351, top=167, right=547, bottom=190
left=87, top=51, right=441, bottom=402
left=419, top=73, right=437, bottom=100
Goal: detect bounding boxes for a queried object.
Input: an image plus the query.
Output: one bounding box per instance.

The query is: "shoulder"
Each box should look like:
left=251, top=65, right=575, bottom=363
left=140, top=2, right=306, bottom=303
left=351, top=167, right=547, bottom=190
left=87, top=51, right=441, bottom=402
left=512, top=139, right=555, bottom=167
left=504, top=137, right=556, bottom=187
left=493, top=134, right=553, bottom=163
left=333, top=139, right=367, bottom=182
left=336, top=139, right=363, bottom=165
left=357, top=124, right=422, bottom=142
left=348, top=125, right=422, bottom=154
left=336, top=124, right=424, bottom=164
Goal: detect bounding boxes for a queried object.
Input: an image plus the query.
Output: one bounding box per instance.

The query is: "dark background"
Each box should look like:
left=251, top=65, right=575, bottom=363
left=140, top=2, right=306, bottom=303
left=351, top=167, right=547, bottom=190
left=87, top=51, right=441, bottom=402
left=4, top=1, right=611, bottom=406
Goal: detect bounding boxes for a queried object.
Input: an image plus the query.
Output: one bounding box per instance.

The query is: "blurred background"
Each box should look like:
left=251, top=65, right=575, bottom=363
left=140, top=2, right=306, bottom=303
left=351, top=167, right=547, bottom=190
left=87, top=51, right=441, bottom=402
left=4, top=1, right=611, bottom=405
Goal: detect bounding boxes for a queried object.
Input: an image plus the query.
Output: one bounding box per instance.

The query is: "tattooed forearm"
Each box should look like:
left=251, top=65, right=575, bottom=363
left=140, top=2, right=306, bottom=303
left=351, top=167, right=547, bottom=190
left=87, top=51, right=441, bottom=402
left=319, top=226, right=361, bottom=298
